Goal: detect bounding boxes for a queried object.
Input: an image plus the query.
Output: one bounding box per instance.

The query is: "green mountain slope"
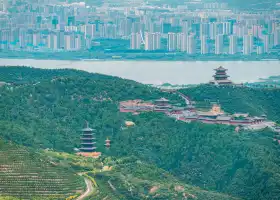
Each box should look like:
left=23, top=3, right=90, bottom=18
left=109, top=113, right=280, bottom=200
left=0, top=66, right=183, bottom=151
left=0, top=140, right=84, bottom=200
left=0, top=67, right=280, bottom=200
left=44, top=151, right=240, bottom=200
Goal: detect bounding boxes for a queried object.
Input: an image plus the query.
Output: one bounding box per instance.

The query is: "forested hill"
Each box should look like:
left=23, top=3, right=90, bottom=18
left=0, top=67, right=280, bottom=200
left=0, top=66, right=184, bottom=151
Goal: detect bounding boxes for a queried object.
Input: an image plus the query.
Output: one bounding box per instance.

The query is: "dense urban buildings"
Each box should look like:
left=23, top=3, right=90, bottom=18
left=0, top=0, right=279, bottom=56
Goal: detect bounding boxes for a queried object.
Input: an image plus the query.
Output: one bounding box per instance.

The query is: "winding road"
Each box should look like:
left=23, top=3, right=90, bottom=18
left=77, top=177, right=94, bottom=200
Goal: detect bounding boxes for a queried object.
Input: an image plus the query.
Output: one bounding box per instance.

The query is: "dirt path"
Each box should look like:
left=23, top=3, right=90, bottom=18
left=77, top=177, right=94, bottom=200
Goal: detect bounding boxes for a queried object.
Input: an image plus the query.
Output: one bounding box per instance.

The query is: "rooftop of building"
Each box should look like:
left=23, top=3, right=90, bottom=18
left=210, top=79, right=233, bottom=84
left=213, top=74, right=230, bottom=77
left=82, top=127, right=94, bottom=132
left=216, top=116, right=232, bottom=121
left=155, top=97, right=169, bottom=102
left=120, top=100, right=154, bottom=107
left=214, top=66, right=227, bottom=71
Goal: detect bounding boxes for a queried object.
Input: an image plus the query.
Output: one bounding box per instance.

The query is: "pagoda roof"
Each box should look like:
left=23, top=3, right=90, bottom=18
left=82, top=127, right=95, bottom=132
left=213, top=74, right=229, bottom=77
left=81, top=137, right=96, bottom=140
left=155, top=98, right=169, bottom=102
left=82, top=133, right=95, bottom=136
left=80, top=147, right=97, bottom=150
left=81, top=142, right=96, bottom=145
left=214, top=66, right=227, bottom=71
left=215, top=79, right=232, bottom=83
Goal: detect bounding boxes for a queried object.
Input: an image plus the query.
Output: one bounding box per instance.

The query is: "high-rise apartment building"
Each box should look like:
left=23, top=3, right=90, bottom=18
left=176, top=33, right=183, bottom=51
left=130, top=33, right=142, bottom=49
left=144, top=32, right=152, bottom=51
left=215, top=34, right=224, bottom=54
left=19, top=29, right=27, bottom=49
left=32, top=32, right=40, bottom=47
left=201, top=35, right=208, bottom=54
left=257, top=45, right=264, bottom=55
left=263, top=35, right=270, bottom=53
left=243, top=35, right=253, bottom=55
left=209, top=22, right=217, bottom=40
left=182, top=20, right=191, bottom=34
left=47, top=32, right=59, bottom=50
left=200, top=23, right=209, bottom=38
left=187, top=34, right=196, bottom=54
left=85, top=24, right=96, bottom=39
left=74, top=34, right=82, bottom=50
left=144, top=32, right=161, bottom=51
left=0, top=29, right=9, bottom=49
left=229, top=35, right=237, bottom=54
left=168, top=32, right=177, bottom=51
left=273, top=29, right=280, bottom=46
left=0, top=0, right=8, bottom=12
left=180, top=33, right=188, bottom=52
left=222, top=22, right=231, bottom=35
left=152, top=32, right=161, bottom=50
left=64, top=33, right=75, bottom=51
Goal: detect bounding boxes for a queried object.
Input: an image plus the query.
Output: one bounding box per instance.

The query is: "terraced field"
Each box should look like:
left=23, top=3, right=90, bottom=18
left=0, top=140, right=85, bottom=199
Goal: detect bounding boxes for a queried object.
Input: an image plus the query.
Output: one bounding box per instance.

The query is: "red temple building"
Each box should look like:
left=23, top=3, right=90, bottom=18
left=154, top=98, right=171, bottom=112
left=105, top=137, right=111, bottom=148
left=210, top=66, right=233, bottom=85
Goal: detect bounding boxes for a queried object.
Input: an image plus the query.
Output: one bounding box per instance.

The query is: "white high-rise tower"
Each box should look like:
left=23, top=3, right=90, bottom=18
left=243, top=35, right=253, bottom=55
left=229, top=35, right=237, bottom=54
left=201, top=35, right=208, bottom=54
left=0, top=0, right=8, bottom=12
left=215, top=34, right=224, bottom=54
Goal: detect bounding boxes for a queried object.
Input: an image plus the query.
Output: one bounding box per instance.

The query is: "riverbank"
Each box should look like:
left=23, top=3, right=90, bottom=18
left=0, top=50, right=279, bottom=61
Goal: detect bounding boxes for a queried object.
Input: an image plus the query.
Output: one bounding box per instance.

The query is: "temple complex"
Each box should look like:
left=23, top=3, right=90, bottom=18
left=210, top=66, right=233, bottom=85
left=76, top=123, right=101, bottom=158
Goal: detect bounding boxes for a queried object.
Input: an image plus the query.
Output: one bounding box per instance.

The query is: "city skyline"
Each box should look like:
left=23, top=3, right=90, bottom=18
left=0, top=0, right=279, bottom=57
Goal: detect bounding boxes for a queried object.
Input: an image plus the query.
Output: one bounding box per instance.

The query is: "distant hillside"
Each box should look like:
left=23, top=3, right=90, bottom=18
left=0, top=139, right=84, bottom=199
left=44, top=152, right=240, bottom=200
left=217, top=0, right=279, bottom=9
left=0, top=67, right=280, bottom=200
left=144, top=0, right=278, bottom=9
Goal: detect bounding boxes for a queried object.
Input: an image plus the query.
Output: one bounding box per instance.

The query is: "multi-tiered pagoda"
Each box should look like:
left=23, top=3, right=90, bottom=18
left=76, top=122, right=101, bottom=158
left=210, top=66, right=232, bottom=85
left=80, top=124, right=96, bottom=152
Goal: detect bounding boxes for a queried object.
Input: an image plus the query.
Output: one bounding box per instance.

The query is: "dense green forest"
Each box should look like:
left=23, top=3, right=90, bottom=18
left=0, top=67, right=280, bottom=200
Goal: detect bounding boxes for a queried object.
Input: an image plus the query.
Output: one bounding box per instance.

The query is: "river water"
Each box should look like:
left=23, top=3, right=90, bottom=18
left=1, top=58, right=280, bottom=85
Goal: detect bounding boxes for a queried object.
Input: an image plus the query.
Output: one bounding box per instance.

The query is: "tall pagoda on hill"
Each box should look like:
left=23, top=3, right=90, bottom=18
left=210, top=66, right=232, bottom=85
left=80, top=123, right=96, bottom=152
left=76, top=122, right=101, bottom=158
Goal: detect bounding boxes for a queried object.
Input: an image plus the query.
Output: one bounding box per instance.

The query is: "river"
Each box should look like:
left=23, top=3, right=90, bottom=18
left=1, top=58, right=280, bottom=85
